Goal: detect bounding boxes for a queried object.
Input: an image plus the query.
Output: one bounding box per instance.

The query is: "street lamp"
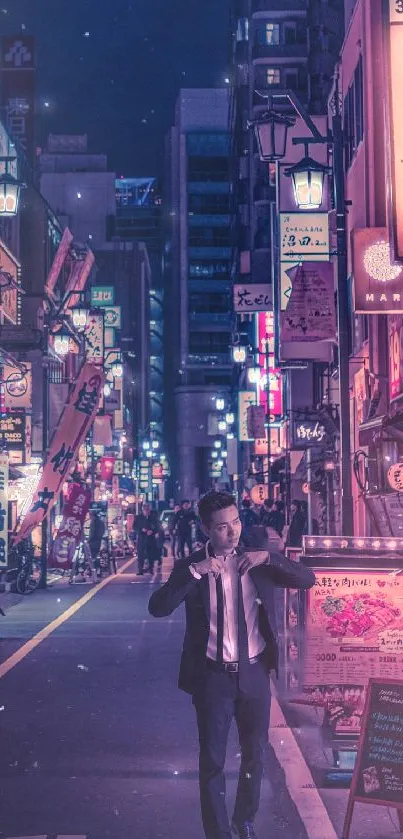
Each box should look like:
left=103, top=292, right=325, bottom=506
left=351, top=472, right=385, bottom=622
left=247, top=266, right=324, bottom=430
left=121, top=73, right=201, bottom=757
left=111, top=361, right=123, bottom=378
left=233, top=346, right=247, bottom=363
left=251, top=78, right=354, bottom=534
left=284, top=156, right=328, bottom=210
left=250, top=110, right=294, bottom=161
left=71, top=307, right=88, bottom=330
left=218, top=420, right=227, bottom=432
left=215, top=397, right=225, bottom=411
left=0, top=157, right=24, bottom=217
left=225, top=412, right=235, bottom=425
left=54, top=331, right=70, bottom=356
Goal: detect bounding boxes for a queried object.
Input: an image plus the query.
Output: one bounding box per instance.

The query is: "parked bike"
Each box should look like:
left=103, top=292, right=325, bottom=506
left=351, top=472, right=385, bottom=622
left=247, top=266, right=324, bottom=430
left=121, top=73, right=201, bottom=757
left=11, top=539, right=42, bottom=595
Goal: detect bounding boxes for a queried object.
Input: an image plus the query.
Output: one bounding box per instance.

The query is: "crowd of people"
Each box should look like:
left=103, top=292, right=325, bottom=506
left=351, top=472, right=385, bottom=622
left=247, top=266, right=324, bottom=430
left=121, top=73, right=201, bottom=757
left=130, top=494, right=313, bottom=575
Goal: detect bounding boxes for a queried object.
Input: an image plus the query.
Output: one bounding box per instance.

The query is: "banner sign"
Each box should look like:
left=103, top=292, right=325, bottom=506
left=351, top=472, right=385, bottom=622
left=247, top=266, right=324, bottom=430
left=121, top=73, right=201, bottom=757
left=84, top=312, right=104, bottom=364
left=233, top=284, right=271, bottom=313
left=45, top=227, right=73, bottom=297
left=342, top=678, right=403, bottom=839
left=0, top=412, right=25, bottom=450
left=48, top=482, right=91, bottom=570
left=0, top=239, right=20, bottom=324
left=281, top=262, right=336, bottom=342
left=14, top=362, right=104, bottom=543
left=0, top=454, right=9, bottom=568
left=257, top=312, right=283, bottom=419
left=247, top=404, right=266, bottom=439
left=100, top=456, right=115, bottom=482
left=304, top=571, right=403, bottom=689
left=280, top=212, right=330, bottom=262
left=352, top=227, right=403, bottom=313
left=238, top=391, right=257, bottom=442
left=91, top=286, right=115, bottom=307
left=4, top=362, right=32, bottom=409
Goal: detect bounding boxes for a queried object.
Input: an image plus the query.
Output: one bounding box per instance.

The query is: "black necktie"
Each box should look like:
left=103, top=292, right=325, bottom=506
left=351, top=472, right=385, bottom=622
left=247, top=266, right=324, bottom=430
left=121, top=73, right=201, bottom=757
left=237, top=571, right=250, bottom=691
left=216, top=573, right=224, bottom=664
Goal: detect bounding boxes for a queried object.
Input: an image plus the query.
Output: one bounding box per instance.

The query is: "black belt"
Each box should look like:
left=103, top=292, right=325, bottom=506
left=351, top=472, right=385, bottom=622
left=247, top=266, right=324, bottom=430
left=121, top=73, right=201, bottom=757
left=206, top=651, right=265, bottom=673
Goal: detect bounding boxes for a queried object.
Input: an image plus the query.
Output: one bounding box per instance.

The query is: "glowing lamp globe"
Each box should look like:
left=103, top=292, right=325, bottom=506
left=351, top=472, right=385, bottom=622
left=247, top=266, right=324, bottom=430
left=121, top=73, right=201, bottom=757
left=363, top=242, right=402, bottom=282
left=0, top=171, right=23, bottom=217
left=252, top=111, right=294, bottom=162
left=285, top=157, right=327, bottom=210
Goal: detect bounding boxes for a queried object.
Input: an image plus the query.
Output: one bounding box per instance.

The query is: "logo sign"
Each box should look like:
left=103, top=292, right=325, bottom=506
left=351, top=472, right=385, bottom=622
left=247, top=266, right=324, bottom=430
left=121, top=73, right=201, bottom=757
left=0, top=453, right=9, bottom=568
left=4, top=362, right=32, bottom=409
left=0, top=412, right=25, bottom=450
left=389, top=314, right=403, bottom=400
left=238, top=391, right=257, bottom=442
left=233, top=284, right=271, bottom=313
left=0, top=240, right=20, bottom=325
left=385, top=1, right=403, bottom=260
left=352, top=227, right=403, bottom=312
left=387, top=461, right=403, bottom=491
left=14, top=362, right=104, bottom=544
left=280, top=213, right=330, bottom=262
left=103, top=306, right=121, bottom=329
left=91, top=286, right=115, bottom=307
left=292, top=416, right=326, bottom=449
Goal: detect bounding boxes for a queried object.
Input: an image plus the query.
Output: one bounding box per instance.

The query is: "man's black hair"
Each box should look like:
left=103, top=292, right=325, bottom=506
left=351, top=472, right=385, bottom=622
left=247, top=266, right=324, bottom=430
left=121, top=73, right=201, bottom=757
left=242, top=498, right=252, bottom=508
left=198, top=490, right=237, bottom=525
left=181, top=499, right=190, bottom=505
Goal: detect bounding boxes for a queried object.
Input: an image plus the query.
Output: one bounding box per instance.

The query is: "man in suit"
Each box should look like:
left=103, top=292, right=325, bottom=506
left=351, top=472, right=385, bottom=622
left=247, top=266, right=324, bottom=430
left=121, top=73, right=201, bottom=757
left=148, top=490, right=315, bottom=839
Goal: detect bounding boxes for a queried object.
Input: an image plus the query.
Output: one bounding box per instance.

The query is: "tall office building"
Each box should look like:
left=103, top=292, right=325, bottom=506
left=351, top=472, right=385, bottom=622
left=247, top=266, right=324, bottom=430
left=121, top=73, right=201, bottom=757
left=164, top=88, right=232, bottom=499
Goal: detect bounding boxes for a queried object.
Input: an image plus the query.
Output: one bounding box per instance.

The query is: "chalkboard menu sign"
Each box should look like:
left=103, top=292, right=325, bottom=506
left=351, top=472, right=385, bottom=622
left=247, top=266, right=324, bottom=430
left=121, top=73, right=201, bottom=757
left=342, top=678, right=403, bottom=839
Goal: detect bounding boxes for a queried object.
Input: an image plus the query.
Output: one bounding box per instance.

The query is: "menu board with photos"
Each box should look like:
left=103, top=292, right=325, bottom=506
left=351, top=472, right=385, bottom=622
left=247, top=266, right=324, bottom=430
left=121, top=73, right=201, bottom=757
left=342, top=679, right=403, bottom=839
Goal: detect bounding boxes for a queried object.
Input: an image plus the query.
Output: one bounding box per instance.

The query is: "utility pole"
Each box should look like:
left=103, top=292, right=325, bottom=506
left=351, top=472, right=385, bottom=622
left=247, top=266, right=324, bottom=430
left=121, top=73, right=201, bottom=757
left=39, top=317, right=49, bottom=589
left=265, top=333, right=271, bottom=498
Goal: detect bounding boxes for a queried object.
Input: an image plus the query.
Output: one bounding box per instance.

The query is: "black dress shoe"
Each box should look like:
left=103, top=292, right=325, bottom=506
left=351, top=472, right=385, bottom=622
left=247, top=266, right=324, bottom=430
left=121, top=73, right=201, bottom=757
left=232, top=822, right=257, bottom=839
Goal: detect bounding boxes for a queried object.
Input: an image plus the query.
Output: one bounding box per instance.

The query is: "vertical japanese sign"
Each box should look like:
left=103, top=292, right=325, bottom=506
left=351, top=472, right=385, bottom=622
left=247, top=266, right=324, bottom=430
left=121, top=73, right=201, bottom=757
left=0, top=240, right=20, bottom=325
left=0, top=454, right=8, bottom=568
left=280, top=262, right=336, bottom=342
left=84, top=312, right=104, bottom=364
left=257, top=312, right=283, bottom=420
left=238, top=391, right=257, bottom=442
left=385, top=0, right=403, bottom=260
left=14, top=362, right=104, bottom=544
left=45, top=228, right=73, bottom=298
left=389, top=314, right=403, bottom=400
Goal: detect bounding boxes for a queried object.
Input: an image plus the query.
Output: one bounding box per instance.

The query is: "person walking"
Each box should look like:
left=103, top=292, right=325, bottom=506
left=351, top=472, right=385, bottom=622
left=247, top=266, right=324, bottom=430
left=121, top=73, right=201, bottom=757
left=286, top=500, right=307, bottom=548
left=135, top=503, right=156, bottom=575
left=239, top=498, right=259, bottom=540
left=88, top=510, right=105, bottom=577
left=270, top=500, right=286, bottom=538
left=169, top=504, right=181, bottom=560
left=174, top=499, right=196, bottom=559
left=148, top=490, right=315, bottom=839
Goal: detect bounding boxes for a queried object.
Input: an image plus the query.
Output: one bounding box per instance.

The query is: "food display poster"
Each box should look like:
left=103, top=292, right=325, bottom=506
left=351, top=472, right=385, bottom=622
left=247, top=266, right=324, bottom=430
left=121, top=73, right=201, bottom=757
left=302, top=571, right=403, bottom=737
left=342, top=678, right=403, bottom=839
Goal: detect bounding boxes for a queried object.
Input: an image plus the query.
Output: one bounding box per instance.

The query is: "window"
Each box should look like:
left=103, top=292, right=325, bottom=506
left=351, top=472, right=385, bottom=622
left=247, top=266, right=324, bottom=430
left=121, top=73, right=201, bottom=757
left=344, top=55, right=364, bottom=170
left=283, top=22, right=297, bottom=45
left=189, top=292, right=229, bottom=314
left=237, top=17, right=249, bottom=42
left=266, top=67, right=280, bottom=85
left=189, top=332, right=230, bottom=354
left=266, top=23, right=280, bottom=45
left=189, top=261, right=229, bottom=280
left=188, top=226, right=231, bottom=248
left=284, top=69, right=299, bottom=90
left=187, top=156, right=229, bottom=182
left=188, top=193, right=230, bottom=214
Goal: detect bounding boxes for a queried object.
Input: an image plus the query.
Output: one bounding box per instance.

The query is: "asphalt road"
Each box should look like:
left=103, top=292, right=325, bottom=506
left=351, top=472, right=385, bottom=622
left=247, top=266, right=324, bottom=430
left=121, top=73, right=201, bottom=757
left=0, top=562, right=310, bottom=839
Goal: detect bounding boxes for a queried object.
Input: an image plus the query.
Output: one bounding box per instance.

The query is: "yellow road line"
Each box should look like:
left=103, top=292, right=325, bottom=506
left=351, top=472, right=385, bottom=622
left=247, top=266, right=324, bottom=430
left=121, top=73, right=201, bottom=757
left=0, top=557, right=135, bottom=681
left=270, top=691, right=338, bottom=839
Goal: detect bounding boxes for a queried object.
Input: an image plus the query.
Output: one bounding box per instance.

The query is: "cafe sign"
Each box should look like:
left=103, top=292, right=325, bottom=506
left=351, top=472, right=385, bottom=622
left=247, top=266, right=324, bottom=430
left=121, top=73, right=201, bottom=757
left=292, top=415, right=326, bottom=449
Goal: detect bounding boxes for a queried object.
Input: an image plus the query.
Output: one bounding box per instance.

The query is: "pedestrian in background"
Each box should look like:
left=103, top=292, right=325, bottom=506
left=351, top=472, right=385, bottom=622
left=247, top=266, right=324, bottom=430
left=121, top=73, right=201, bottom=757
left=270, top=500, right=285, bottom=538
left=148, top=490, right=315, bottom=839
left=286, top=500, right=307, bottom=548
left=174, top=499, right=196, bottom=559
left=88, top=510, right=105, bottom=576
left=259, top=498, right=275, bottom=528
left=169, top=503, right=181, bottom=559
left=239, top=498, right=259, bottom=540
left=135, top=503, right=155, bottom=575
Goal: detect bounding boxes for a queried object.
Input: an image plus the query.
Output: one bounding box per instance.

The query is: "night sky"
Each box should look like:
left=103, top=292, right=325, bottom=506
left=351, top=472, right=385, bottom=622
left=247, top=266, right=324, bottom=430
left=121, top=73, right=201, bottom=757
left=1, top=0, right=230, bottom=175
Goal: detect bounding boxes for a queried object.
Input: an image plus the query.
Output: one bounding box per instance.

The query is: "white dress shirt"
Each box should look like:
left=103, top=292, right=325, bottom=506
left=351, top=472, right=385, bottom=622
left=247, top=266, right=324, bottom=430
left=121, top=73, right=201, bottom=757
left=190, top=542, right=266, bottom=662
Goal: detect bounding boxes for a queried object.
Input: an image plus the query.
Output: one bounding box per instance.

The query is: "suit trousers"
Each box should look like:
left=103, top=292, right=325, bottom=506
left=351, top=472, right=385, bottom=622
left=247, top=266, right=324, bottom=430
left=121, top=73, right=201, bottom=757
left=193, top=662, right=271, bottom=839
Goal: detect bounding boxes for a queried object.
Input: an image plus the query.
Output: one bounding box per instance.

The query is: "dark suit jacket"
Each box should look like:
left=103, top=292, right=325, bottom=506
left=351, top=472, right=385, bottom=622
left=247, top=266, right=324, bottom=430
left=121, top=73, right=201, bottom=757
left=148, top=546, right=315, bottom=695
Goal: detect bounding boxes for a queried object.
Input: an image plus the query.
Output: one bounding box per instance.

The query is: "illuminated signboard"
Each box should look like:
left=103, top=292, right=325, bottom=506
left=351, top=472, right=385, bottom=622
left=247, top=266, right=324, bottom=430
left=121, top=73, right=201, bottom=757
left=385, top=0, right=403, bottom=261
left=352, top=227, right=403, bottom=313
left=256, top=312, right=283, bottom=420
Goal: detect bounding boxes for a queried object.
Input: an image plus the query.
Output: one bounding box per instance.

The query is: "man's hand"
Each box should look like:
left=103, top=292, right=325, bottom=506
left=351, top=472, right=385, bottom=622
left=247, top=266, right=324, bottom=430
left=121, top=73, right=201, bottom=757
left=191, top=555, right=225, bottom=576
left=237, top=550, right=269, bottom=575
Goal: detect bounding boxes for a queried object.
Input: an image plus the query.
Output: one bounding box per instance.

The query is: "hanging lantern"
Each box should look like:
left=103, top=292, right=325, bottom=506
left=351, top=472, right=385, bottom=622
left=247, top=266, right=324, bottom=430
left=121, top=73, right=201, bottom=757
left=250, top=111, right=294, bottom=161
left=0, top=170, right=23, bottom=217
left=284, top=156, right=328, bottom=210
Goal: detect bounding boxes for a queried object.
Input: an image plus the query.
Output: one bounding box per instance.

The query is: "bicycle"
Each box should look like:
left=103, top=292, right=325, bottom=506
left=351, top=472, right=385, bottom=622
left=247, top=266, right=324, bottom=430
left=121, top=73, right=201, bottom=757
left=12, top=540, right=42, bottom=595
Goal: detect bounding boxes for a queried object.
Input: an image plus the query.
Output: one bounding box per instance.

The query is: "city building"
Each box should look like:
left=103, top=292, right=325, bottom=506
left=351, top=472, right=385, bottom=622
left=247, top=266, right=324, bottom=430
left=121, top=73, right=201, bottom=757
left=164, top=88, right=233, bottom=498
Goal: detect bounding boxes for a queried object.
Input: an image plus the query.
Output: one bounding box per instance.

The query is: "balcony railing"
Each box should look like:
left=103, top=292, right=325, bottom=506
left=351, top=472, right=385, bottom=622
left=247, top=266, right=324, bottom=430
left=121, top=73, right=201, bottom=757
left=252, top=43, right=308, bottom=61
left=252, top=0, right=307, bottom=11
